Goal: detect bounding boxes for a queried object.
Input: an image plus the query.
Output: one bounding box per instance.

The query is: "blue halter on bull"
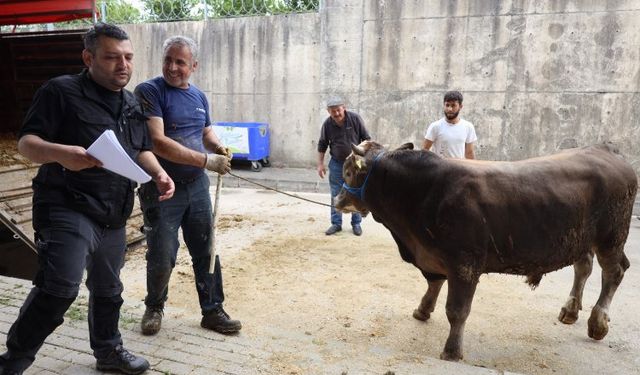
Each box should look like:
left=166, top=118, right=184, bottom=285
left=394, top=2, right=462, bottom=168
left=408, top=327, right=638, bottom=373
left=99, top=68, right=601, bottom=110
left=340, top=151, right=385, bottom=202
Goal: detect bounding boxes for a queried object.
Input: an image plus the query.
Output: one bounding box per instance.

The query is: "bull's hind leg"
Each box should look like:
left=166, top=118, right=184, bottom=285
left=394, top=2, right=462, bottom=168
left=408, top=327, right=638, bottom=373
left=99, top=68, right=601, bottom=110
left=588, top=252, right=630, bottom=340
left=559, top=252, right=593, bottom=324
left=413, top=272, right=446, bottom=321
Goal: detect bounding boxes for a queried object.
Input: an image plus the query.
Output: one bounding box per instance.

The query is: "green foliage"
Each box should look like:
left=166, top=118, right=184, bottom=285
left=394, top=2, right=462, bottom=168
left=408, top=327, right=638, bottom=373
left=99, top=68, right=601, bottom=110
left=4, top=0, right=319, bottom=31
left=208, top=0, right=255, bottom=17
left=49, top=1, right=142, bottom=28
left=206, top=0, right=318, bottom=18
left=51, top=17, right=94, bottom=30
left=104, top=0, right=143, bottom=23
left=143, top=0, right=200, bottom=21
left=285, top=0, right=317, bottom=12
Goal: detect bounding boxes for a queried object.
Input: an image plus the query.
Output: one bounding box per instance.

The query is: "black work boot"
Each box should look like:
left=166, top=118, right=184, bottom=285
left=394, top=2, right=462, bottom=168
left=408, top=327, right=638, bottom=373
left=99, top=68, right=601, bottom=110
left=0, top=362, right=23, bottom=375
left=1, top=351, right=25, bottom=375
left=96, top=345, right=149, bottom=375
left=140, top=307, right=163, bottom=336
left=201, top=305, right=242, bottom=334
left=325, top=224, right=342, bottom=235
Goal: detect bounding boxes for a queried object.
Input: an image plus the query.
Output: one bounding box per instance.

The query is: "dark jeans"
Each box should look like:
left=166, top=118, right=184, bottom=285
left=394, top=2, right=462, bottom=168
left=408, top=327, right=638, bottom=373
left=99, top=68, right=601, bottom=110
left=139, top=172, right=224, bottom=315
left=328, top=158, right=362, bottom=227
left=0, top=205, right=126, bottom=372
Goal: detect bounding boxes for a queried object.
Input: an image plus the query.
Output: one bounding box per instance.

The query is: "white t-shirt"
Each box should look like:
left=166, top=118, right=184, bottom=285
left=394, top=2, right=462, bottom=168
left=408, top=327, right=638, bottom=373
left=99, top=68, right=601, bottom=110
left=424, top=117, right=477, bottom=159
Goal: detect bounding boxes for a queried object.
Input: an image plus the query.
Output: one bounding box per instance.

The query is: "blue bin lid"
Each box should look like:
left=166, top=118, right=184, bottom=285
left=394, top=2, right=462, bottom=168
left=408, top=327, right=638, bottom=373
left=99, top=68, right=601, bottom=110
left=214, top=122, right=269, bottom=128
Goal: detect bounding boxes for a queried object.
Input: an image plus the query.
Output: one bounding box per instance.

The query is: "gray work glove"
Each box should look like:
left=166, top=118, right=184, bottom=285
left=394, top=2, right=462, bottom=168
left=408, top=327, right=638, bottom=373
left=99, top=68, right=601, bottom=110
left=205, top=153, right=231, bottom=175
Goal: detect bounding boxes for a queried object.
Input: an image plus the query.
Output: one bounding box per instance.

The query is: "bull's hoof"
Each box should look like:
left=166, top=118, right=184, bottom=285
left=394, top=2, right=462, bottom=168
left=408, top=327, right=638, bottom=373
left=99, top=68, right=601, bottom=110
left=558, top=306, right=579, bottom=324
left=558, top=297, right=581, bottom=324
left=587, top=307, right=609, bottom=340
left=413, top=309, right=430, bottom=321
left=440, top=350, right=463, bottom=362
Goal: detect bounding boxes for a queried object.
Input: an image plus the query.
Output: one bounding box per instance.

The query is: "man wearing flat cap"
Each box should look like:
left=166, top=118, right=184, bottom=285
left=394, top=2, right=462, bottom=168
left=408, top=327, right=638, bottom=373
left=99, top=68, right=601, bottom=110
left=317, top=97, right=371, bottom=236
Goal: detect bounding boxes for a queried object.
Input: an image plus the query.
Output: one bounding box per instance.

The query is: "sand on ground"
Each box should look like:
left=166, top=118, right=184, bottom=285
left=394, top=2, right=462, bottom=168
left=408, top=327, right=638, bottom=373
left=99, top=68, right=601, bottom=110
left=121, top=188, right=640, bottom=375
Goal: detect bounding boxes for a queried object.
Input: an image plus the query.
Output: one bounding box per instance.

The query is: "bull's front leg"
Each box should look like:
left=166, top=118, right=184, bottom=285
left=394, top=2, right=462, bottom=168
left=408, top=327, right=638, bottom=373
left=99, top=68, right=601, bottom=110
left=413, top=272, right=446, bottom=321
left=441, top=273, right=479, bottom=361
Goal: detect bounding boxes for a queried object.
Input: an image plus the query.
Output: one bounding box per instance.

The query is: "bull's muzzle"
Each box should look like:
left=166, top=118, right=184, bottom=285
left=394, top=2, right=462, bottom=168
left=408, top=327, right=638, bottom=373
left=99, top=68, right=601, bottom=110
left=334, top=189, right=369, bottom=216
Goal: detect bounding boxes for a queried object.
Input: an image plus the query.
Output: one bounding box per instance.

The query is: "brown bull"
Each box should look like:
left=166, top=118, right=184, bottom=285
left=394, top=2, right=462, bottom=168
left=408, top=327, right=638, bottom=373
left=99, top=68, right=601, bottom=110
left=335, top=140, right=637, bottom=361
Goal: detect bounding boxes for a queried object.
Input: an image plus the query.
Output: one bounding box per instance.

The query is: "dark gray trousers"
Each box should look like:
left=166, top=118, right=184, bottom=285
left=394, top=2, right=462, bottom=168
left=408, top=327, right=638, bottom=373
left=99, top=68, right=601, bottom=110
left=0, top=205, right=126, bottom=372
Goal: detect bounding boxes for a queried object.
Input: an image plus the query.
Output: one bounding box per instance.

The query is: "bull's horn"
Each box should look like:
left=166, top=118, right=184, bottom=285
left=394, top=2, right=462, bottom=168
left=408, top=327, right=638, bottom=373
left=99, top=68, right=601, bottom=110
left=395, top=142, right=414, bottom=151
left=351, top=144, right=366, bottom=156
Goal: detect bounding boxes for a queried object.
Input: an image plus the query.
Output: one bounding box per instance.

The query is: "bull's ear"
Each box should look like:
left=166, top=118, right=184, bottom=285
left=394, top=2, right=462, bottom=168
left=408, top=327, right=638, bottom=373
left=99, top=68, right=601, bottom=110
left=395, top=142, right=414, bottom=151
left=351, top=143, right=366, bottom=156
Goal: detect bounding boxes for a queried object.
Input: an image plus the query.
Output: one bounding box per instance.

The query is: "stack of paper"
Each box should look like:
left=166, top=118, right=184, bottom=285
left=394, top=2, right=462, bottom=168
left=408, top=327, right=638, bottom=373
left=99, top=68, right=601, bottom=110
left=86, top=130, right=152, bottom=184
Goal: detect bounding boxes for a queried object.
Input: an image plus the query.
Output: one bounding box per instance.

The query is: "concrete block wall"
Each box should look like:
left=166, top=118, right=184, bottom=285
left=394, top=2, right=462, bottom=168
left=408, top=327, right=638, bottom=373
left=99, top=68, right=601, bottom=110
left=124, top=0, right=640, bottom=172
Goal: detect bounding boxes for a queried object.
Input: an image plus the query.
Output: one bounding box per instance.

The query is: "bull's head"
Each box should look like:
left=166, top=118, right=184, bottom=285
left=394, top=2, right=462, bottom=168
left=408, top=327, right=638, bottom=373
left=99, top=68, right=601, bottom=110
left=334, top=140, right=387, bottom=215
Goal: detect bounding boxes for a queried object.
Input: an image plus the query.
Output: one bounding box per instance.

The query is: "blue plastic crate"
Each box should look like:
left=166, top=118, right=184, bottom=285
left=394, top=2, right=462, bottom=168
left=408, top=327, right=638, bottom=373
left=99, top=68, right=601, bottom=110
left=213, top=122, right=270, bottom=171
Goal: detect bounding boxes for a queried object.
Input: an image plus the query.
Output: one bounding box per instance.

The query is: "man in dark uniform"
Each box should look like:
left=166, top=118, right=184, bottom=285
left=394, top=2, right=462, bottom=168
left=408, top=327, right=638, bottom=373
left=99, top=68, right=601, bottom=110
left=316, top=97, right=371, bottom=236
left=0, top=23, right=174, bottom=375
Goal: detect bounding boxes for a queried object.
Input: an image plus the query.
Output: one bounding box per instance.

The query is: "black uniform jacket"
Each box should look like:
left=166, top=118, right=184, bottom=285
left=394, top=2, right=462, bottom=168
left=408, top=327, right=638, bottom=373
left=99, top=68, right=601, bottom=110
left=19, top=70, right=152, bottom=228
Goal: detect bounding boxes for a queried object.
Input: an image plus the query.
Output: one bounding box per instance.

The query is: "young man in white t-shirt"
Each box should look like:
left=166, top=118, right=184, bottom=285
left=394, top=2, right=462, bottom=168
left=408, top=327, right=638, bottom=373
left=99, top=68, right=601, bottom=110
left=423, top=91, right=477, bottom=159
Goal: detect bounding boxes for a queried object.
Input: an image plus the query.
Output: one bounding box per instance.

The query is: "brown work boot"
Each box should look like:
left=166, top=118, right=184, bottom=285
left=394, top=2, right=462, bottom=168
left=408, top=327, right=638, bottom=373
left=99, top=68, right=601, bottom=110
left=201, top=305, right=242, bottom=334
left=140, top=306, right=163, bottom=336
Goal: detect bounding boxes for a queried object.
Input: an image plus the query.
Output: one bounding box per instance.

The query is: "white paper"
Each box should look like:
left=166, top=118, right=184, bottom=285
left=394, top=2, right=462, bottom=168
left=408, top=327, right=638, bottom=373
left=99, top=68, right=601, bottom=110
left=86, top=130, right=152, bottom=184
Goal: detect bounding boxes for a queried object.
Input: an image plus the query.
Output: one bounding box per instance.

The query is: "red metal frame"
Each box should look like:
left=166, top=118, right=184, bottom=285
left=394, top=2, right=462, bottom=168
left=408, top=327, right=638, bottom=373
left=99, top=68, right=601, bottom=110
left=0, top=0, right=96, bottom=26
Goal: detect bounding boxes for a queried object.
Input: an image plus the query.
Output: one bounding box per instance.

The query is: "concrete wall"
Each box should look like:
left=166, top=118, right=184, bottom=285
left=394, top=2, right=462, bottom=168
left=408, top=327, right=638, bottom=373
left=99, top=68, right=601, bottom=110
left=125, top=14, right=320, bottom=167
left=124, top=0, right=640, bottom=172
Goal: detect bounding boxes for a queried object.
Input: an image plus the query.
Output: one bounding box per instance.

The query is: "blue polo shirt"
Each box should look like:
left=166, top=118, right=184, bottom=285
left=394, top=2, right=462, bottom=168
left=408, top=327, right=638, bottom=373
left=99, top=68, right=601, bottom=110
left=135, top=76, right=211, bottom=181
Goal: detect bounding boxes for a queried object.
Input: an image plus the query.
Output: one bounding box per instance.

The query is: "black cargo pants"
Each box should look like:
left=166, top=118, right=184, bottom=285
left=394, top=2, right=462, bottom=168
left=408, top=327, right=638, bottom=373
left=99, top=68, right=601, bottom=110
left=0, top=205, right=126, bottom=372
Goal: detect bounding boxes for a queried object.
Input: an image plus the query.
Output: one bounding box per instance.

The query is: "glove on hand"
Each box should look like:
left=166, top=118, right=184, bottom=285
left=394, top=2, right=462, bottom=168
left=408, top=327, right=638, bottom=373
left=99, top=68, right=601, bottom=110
left=205, top=153, right=231, bottom=175
left=215, top=145, right=233, bottom=160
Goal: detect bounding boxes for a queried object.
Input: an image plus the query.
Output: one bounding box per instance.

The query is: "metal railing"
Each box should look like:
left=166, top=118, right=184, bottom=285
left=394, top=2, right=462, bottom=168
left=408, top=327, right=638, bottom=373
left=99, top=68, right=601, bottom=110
left=0, top=0, right=319, bottom=33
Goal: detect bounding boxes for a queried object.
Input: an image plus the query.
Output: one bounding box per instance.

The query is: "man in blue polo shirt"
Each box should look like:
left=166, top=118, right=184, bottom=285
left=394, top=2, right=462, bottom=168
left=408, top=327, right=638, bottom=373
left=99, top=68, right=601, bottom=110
left=134, top=36, right=241, bottom=336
